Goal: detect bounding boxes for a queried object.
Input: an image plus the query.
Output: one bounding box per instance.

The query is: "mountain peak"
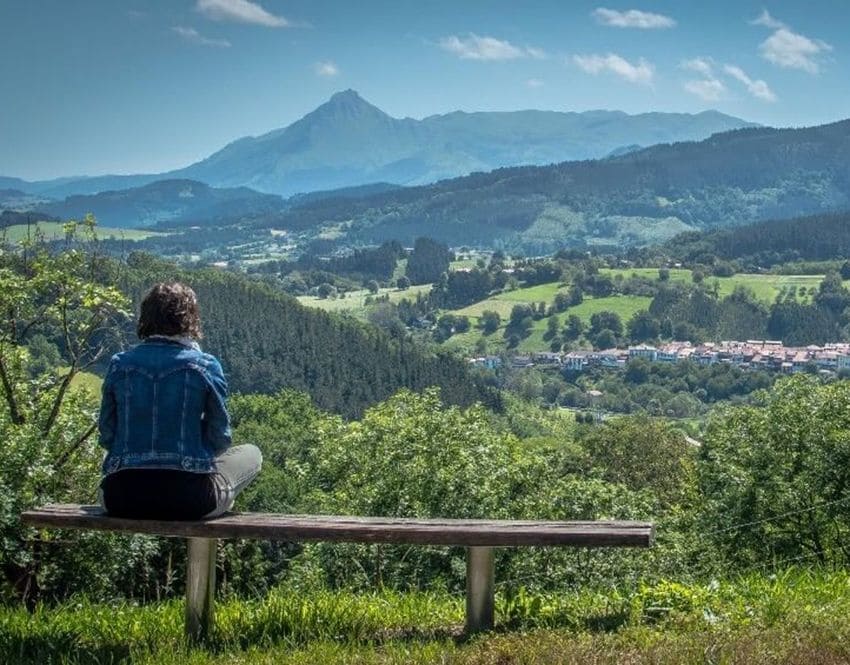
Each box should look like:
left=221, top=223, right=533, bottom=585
left=329, top=89, right=363, bottom=104
left=314, top=89, right=386, bottom=119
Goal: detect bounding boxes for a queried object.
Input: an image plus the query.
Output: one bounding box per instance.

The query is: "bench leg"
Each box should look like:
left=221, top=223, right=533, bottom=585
left=185, top=537, right=217, bottom=642
left=465, top=546, right=495, bottom=633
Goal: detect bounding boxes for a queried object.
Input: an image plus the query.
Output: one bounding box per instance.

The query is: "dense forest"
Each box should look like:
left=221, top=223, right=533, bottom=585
left=665, top=210, right=850, bottom=267
left=112, top=254, right=500, bottom=418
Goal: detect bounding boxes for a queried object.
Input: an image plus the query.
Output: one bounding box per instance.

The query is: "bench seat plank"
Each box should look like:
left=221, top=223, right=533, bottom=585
left=22, top=504, right=654, bottom=547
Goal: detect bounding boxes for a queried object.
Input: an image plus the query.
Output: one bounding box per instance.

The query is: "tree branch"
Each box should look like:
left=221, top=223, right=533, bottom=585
left=42, top=360, right=77, bottom=436
left=0, top=353, right=24, bottom=425
left=52, top=422, right=98, bottom=473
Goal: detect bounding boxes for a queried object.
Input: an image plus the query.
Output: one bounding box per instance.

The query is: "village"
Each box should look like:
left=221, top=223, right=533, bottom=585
left=471, top=340, right=850, bottom=375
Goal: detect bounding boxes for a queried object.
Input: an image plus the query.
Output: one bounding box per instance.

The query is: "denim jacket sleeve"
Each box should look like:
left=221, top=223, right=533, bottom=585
left=97, top=359, right=118, bottom=451
left=203, top=356, right=232, bottom=452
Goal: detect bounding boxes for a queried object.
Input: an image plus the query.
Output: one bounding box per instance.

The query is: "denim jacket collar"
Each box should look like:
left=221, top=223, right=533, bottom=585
left=144, top=335, right=201, bottom=351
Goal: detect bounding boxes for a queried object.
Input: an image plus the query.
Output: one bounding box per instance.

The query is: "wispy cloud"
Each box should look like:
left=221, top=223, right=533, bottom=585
left=592, top=7, right=676, bottom=29
left=751, top=9, right=785, bottom=30
left=572, top=53, right=654, bottom=84
left=314, top=61, right=339, bottom=77
left=196, top=0, right=289, bottom=28
left=724, top=64, right=777, bottom=102
left=526, top=78, right=545, bottom=88
left=684, top=78, right=726, bottom=102
left=681, top=57, right=714, bottom=77
left=172, top=26, right=231, bottom=48
left=680, top=58, right=726, bottom=101
left=751, top=10, right=831, bottom=73
left=439, top=34, right=545, bottom=61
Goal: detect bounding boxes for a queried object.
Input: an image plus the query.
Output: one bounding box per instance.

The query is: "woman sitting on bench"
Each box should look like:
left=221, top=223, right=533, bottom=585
left=97, top=282, right=262, bottom=520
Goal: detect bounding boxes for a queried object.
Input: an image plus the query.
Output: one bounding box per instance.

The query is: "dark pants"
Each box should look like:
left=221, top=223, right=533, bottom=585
left=99, top=444, right=263, bottom=519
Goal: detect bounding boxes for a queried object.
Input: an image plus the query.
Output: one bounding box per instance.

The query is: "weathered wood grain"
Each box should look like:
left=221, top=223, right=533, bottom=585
left=22, top=504, right=654, bottom=547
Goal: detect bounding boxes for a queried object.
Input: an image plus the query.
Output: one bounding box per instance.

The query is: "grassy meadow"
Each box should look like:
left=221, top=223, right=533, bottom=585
left=1, top=221, right=164, bottom=243
left=600, top=268, right=825, bottom=303
left=5, top=569, right=850, bottom=664
left=446, top=289, right=654, bottom=355
left=297, top=283, right=433, bottom=317
left=295, top=263, right=832, bottom=354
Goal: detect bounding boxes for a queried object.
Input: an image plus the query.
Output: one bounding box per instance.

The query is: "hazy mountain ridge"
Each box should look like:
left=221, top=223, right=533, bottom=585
left=2, top=90, right=756, bottom=199
left=40, top=179, right=285, bottom=228
left=264, top=119, right=850, bottom=252
left=174, top=91, right=756, bottom=196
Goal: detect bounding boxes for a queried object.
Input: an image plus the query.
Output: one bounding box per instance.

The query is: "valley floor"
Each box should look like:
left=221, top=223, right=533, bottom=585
left=6, top=569, right=850, bottom=664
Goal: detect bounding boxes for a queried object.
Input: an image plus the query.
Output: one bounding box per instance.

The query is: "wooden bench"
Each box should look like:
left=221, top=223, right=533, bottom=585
left=22, top=504, right=654, bottom=640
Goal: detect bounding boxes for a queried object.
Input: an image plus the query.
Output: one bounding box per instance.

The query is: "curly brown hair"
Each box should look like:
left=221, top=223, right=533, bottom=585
left=137, top=282, right=202, bottom=340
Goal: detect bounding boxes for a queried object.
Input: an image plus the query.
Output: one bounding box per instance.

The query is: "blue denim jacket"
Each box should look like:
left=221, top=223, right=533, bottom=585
left=98, top=338, right=232, bottom=475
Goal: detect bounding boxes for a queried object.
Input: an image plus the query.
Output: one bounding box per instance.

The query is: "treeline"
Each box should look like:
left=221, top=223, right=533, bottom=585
left=665, top=211, right=850, bottom=268
left=97, top=225, right=268, bottom=258
left=549, top=276, right=849, bottom=351
left=250, top=241, right=405, bottom=282
left=646, top=275, right=850, bottom=346
left=0, top=210, right=59, bottom=227
left=556, top=360, right=775, bottom=417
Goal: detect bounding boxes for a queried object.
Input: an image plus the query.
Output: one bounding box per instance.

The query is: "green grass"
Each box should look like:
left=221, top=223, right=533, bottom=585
left=447, top=288, right=652, bottom=355
left=448, top=259, right=478, bottom=271
left=492, top=283, right=568, bottom=303
left=601, top=268, right=692, bottom=283
left=601, top=268, right=825, bottom=304
left=564, top=295, right=653, bottom=324
left=297, top=284, right=433, bottom=316
left=713, top=273, right=824, bottom=302
left=56, top=367, right=104, bottom=394
left=1, top=221, right=164, bottom=243
left=5, top=570, right=850, bottom=664
left=451, top=283, right=570, bottom=321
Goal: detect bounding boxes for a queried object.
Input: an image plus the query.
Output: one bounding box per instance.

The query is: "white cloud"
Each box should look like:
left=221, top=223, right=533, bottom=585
left=680, top=57, right=714, bottom=77
left=680, top=57, right=725, bottom=101
left=592, top=7, right=676, bottom=29
left=724, top=64, right=777, bottom=102
left=684, top=78, right=726, bottom=101
left=573, top=53, right=654, bottom=84
left=196, top=0, right=289, bottom=28
left=314, top=61, right=339, bottom=77
left=439, top=34, right=545, bottom=61
left=172, top=26, right=231, bottom=48
left=751, top=9, right=786, bottom=30
left=526, top=78, right=544, bottom=88
left=750, top=10, right=831, bottom=73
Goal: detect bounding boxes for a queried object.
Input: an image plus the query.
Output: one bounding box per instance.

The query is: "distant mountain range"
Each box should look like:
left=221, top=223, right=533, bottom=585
left=3, top=90, right=755, bottom=200
left=267, top=119, right=850, bottom=252
left=39, top=179, right=284, bottom=228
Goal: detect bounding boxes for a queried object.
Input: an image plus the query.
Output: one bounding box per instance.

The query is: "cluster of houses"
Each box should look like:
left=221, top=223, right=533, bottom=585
left=470, top=340, right=850, bottom=375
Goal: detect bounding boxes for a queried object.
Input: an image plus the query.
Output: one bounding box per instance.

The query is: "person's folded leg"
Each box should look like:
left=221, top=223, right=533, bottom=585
left=204, top=444, right=263, bottom=518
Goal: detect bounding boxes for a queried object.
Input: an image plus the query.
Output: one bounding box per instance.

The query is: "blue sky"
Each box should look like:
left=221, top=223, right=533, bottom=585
left=1, top=0, right=847, bottom=180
